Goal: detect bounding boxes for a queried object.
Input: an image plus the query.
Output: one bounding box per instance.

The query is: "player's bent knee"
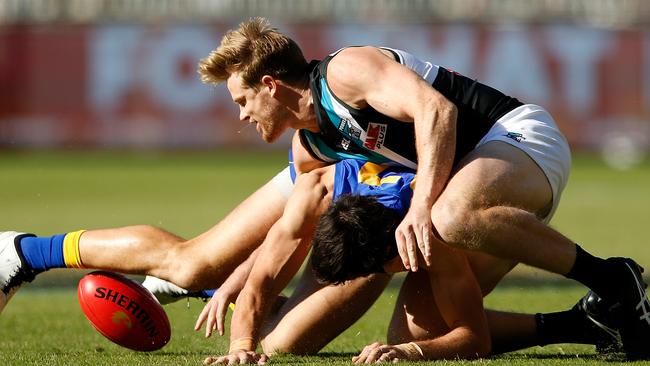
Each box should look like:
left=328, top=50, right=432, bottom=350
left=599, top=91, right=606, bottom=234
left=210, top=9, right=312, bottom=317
left=160, top=247, right=215, bottom=290
left=167, top=260, right=219, bottom=290
left=432, top=202, right=483, bottom=251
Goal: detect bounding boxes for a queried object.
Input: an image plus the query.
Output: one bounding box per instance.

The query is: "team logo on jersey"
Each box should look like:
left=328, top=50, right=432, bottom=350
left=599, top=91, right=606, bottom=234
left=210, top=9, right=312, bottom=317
left=364, top=123, right=387, bottom=150
left=504, top=132, right=526, bottom=142
left=341, top=138, right=351, bottom=150
left=338, top=119, right=362, bottom=140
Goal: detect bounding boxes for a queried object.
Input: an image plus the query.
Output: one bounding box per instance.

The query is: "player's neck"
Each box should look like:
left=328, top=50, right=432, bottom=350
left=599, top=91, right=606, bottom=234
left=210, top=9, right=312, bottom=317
left=294, top=87, right=319, bottom=132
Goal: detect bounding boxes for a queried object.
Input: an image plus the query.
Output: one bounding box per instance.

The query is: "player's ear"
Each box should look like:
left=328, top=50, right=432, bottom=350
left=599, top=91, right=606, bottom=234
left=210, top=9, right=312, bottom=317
left=261, top=75, right=278, bottom=96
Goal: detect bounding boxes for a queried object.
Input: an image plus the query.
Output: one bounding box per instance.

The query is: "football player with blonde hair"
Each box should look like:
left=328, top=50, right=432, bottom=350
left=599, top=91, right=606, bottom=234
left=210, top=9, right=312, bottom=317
left=195, top=17, right=649, bottom=361
left=2, top=17, right=647, bottom=362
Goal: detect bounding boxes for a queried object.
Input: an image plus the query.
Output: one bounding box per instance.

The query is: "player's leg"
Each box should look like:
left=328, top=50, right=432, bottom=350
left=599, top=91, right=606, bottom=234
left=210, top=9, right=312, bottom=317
left=431, top=140, right=572, bottom=273
left=430, top=126, right=648, bottom=358
left=79, top=177, right=287, bottom=290
left=486, top=307, right=621, bottom=355
left=462, top=248, right=620, bottom=353
left=462, top=251, right=611, bottom=354
left=1, top=168, right=290, bottom=312
left=260, top=259, right=391, bottom=355
left=388, top=255, right=621, bottom=355
left=465, top=250, right=517, bottom=295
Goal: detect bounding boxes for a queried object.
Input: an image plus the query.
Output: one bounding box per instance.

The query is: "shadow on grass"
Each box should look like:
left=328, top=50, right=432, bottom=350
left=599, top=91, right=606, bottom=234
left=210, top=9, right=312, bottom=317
left=494, top=352, right=626, bottom=362
left=269, top=351, right=628, bottom=364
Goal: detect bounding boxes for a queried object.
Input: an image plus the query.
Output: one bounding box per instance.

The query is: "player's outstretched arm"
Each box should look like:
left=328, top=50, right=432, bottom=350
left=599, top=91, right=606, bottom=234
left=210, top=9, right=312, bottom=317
left=203, top=167, right=335, bottom=365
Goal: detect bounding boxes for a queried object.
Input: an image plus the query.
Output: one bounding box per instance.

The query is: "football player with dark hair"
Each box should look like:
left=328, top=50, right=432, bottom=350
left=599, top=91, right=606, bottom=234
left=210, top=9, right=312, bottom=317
left=199, top=140, right=624, bottom=363
left=310, top=193, right=623, bottom=362
left=311, top=194, right=403, bottom=285
left=194, top=18, right=649, bottom=361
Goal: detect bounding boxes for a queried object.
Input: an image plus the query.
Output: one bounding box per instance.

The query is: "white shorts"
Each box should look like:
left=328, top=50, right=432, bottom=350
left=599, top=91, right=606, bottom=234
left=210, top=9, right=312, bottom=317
left=476, top=104, right=572, bottom=223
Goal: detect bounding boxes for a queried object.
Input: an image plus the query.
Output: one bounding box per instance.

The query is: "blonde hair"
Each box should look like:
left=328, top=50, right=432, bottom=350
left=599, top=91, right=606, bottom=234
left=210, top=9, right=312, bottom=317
left=198, top=17, right=308, bottom=89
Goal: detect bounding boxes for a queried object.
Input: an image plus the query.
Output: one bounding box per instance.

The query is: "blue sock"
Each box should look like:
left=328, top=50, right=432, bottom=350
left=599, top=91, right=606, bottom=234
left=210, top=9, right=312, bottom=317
left=199, top=289, right=216, bottom=297
left=187, top=289, right=216, bottom=298
left=19, top=234, right=67, bottom=272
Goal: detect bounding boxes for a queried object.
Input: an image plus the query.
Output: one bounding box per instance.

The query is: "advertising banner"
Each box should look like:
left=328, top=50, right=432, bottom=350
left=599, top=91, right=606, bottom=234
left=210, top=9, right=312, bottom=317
left=1, top=23, right=648, bottom=152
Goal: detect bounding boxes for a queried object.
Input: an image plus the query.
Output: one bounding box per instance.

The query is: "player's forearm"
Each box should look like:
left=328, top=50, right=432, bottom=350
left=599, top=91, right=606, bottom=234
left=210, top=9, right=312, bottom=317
left=411, top=325, right=491, bottom=360
left=221, top=245, right=262, bottom=296
left=228, top=273, right=279, bottom=351
left=228, top=228, right=310, bottom=352
left=412, top=100, right=456, bottom=206
left=228, top=255, right=301, bottom=352
left=236, top=245, right=263, bottom=282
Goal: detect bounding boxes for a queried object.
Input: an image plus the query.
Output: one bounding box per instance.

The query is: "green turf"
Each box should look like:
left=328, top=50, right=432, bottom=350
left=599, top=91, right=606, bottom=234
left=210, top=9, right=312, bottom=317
left=0, top=150, right=649, bottom=365
left=0, top=286, right=643, bottom=365
left=0, top=149, right=287, bottom=235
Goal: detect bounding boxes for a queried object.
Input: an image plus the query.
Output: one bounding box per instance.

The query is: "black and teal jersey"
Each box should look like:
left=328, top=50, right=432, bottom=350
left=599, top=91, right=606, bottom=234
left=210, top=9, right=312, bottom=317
left=303, top=47, right=523, bottom=168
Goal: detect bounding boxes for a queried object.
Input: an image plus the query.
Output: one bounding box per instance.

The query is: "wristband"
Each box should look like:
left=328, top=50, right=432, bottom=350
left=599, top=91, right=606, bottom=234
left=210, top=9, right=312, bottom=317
left=394, top=342, right=424, bottom=360
left=229, top=337, right=255, bottom=353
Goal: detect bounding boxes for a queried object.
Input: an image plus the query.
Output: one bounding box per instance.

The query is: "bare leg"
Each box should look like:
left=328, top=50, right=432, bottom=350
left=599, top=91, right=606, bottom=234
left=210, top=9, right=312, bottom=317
left=260, top=259, right=391, bottom=355
left=465, top=250, right=517, bottom=296
left=78, top=179, right=287, bottom=290
left=431, top=141, right=576, bottom=276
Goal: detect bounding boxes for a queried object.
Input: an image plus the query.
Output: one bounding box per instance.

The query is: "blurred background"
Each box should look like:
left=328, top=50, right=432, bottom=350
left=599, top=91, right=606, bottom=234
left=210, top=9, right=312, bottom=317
left=2, top=3, right=650, bottom=363
left=0, top=0, right=649, bottom=283
left=1, top=0, right=649, bottom=163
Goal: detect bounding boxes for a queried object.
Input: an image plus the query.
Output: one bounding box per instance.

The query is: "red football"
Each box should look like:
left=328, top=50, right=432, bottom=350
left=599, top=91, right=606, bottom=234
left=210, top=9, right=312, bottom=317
left=78, top=271, right=171, bottom=352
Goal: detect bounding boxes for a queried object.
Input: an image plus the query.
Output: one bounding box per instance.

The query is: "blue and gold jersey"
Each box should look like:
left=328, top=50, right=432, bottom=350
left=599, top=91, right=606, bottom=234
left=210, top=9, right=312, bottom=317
left=288, top=149, right=415, bottom=215
left=333, top=160, right=415, bottom=216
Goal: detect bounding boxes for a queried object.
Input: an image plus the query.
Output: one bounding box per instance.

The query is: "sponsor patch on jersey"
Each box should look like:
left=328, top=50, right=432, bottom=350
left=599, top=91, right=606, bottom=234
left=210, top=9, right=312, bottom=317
left=341, top=138, right=351, bottom=150
left=364, top=123, right=387, bottom=150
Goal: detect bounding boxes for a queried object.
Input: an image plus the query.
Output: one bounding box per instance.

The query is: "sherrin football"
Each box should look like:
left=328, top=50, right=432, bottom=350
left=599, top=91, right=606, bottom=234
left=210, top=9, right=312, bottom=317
left=78, top=271, right=171, bottom=352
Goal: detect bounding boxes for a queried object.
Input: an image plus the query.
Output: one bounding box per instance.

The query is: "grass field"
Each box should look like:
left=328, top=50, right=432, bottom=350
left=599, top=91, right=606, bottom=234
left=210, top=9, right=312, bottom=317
left=1, top=150, right=649, bottom=365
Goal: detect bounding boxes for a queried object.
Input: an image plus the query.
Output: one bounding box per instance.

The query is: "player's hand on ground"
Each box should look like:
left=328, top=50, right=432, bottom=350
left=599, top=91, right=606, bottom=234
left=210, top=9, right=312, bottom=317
left=353, top=342, right=424, bottom=363
left=352, top=342, right=402, bottom=363
left=395, top=202, right=434, bottom=271
left=194, top=287, right=237, bottom=338
left=203, top=351, right=268, bottom=365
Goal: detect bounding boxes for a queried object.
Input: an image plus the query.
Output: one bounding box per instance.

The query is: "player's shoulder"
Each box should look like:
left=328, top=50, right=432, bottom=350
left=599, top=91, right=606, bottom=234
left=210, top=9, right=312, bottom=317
left=328, top=46, right=386, bottom=73
left=292, top=131, right=329, bottom=175
left=326, top=47, right=388, bottom=105
left=332, top=46, right=380, bottom=58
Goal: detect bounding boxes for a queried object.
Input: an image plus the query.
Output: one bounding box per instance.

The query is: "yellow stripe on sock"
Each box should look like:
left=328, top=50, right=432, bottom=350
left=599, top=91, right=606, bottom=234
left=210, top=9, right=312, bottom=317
left=63, top=230, right=86, bottom=268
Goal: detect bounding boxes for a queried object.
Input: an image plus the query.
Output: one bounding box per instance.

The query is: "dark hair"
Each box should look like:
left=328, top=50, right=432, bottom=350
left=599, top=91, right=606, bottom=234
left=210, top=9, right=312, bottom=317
left=311, top=194, right=402, bottom=285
